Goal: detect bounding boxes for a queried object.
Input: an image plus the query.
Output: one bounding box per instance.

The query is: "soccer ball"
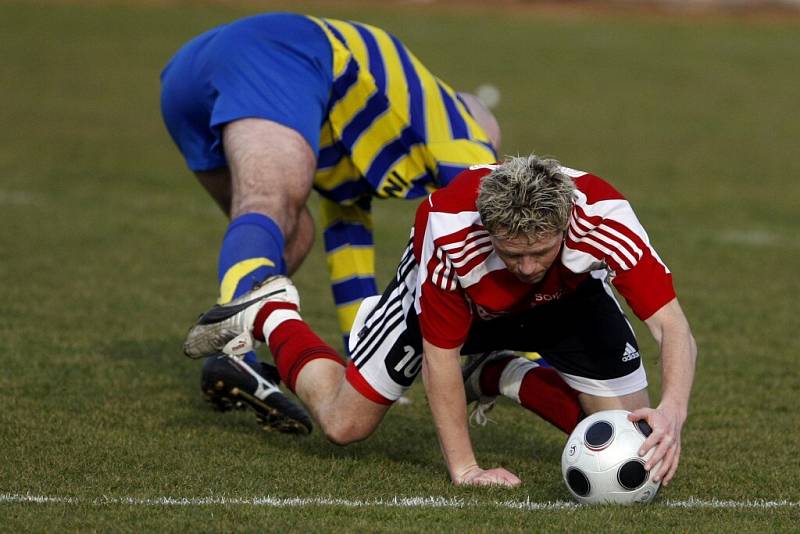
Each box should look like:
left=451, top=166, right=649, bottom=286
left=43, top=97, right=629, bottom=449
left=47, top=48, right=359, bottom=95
left=561, top=409, right=661, bottom=505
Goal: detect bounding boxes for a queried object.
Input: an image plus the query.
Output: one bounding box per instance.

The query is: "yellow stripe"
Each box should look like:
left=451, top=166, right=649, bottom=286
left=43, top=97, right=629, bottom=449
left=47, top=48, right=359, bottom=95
left=327, top=20, right=369, bottom=68
left=347, top=27, right=411, bottom=178
left=523, top=352, right=542, bottom=361
left=314, top=152, right=360, bottom=193
left=327, top=246, right=375, bottom=282
left=373, top=27, right=409, bottom=124
left=413, top=55, right=450, bottom=143
left=325, top=20, right=375, bottom=131
left=320, top=198, right=373, bottom=230
left=426, top=140, right=497, bottom=166
left=319, top=120, right=335, bottom=148
left=217, top=258, right=275, bottom=304
left=440, top=82, right=492, bottom=144
left=336, top=300, right=363, bottom=335
left=327, top=76, right=375, bottom=142
left=308, top=17, right=351, bottom=78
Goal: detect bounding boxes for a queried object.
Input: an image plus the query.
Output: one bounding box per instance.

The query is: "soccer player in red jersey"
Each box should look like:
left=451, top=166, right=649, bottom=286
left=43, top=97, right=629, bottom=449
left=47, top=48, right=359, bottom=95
left=184, top=155, right=697, bottom=487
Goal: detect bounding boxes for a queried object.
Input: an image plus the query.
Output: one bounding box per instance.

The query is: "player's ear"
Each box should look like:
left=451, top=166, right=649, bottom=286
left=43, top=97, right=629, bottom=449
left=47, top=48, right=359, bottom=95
left=457, top=92, right=501, bottom=150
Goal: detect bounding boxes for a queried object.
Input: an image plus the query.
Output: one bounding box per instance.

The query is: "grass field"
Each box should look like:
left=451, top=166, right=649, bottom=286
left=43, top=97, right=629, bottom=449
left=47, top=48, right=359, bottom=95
left=1, top=0, right=799, bottom=531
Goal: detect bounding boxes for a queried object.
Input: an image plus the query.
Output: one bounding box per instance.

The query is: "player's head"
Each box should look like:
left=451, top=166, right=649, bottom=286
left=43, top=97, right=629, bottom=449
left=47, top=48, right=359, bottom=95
left=477, top=155, right=575, bottom=284
left=457, top=92, right=502, bottom=150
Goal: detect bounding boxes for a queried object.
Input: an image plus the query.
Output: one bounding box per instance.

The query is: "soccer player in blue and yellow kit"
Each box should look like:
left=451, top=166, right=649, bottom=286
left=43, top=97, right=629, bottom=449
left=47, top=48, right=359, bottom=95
left=160, top=13, right=501, bottom=433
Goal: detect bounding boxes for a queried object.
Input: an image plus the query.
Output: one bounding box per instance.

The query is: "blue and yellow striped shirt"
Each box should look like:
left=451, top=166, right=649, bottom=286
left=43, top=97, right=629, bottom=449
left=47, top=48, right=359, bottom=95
left=311, top=16, right=496, bottom=203
left=306, top=17, right=497, bottom=348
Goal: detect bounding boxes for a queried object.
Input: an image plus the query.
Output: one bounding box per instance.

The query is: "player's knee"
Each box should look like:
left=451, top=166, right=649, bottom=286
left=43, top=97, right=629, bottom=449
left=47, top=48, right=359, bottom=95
left=321, top=418, right=376, bottom=446
left=236, top=194, right=306, bottom=224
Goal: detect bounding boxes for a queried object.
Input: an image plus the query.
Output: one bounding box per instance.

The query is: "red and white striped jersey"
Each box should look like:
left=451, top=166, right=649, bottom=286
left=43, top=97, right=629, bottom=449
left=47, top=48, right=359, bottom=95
left=411, top=165, right=676, bottom=349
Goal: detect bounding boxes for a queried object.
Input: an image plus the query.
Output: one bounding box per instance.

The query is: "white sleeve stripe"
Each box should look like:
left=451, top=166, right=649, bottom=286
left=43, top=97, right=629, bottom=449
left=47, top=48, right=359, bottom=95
left=570, top=196, right=669, bottom=271
left=450, top=242, right=494, bottom=269
left=567, top=230, right=627, bottom=271
left=569, top=221, right=638, bottom=268
left=440, top=229, right=490, bottom=252
left=571, top=212, right=644, bottom=260
left=569, top=218, right=635, bottom=269
left=574, top=202, right=660, bottom=266
left=596, top=224, right=643, bottom=259
left=458, top=253, right=508, bottom=288
left=580, top=234, right=631, bottom=270
left=432, top=249, right=446, bottom=287
left=446, top=235, right=492, bottom=263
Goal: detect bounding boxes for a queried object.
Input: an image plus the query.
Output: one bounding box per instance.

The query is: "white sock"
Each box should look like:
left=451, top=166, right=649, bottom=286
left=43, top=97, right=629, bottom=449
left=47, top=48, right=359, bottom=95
left=261, top=308, right=302, bottom=341
left=498, top=358, right=540, bottom=404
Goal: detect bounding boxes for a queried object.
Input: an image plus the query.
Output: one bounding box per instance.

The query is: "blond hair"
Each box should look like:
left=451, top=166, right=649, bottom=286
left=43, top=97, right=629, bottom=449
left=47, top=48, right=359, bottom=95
left=477, top=155, right=575, bottom=239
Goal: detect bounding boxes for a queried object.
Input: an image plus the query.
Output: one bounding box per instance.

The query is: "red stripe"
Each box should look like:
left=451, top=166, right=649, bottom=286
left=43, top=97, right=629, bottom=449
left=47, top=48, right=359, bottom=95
left=253, top=302, right=299, bottom=342
left=345, top=362, right=393, bottom=405
left=571, top=206, right=648, bottom=270
left=267, top=319, right=343, bottom=392
left=574, top=204, right=651, bottom=263
left=565, top=237, right=624, bottom=272
left=447, top=233, right=491, bottom=263
left=581, top=232, right=634, bottom=270
left=574, top=173, right=625, bottom=203
left=573, top=204, right=603, bottom=226
left=430, top=249, right=450, bottom=289
left=453, top=245, right=493, bottom=277
left=433, top=225, right=487, bottom=253
left=592, top=225, right=640, bottom=263
left=602, top=218, right=650, bottom=257
left=445, top=263, right=456, bottom=291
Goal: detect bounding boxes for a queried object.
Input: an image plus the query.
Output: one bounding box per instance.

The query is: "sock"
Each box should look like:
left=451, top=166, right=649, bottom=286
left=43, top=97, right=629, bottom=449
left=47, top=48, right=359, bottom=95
left=217, top=213, right=286, bottom=365
left=481, top=356, right=583, bottom=434
left=253, top=302, right=343, bottom=392
left=218, top=213, right=286, bottom=304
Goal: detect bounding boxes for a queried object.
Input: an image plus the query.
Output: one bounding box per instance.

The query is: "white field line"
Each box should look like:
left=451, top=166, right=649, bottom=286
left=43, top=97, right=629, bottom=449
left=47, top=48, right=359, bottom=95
left=711, top=229, right=800, bottom=249
left=1, top=493, right=798, bottom=510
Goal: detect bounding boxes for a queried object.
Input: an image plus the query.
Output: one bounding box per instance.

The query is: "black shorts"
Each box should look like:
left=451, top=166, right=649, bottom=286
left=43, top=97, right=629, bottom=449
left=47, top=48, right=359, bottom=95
left=347, top=246, right=646, bottom=402
left=462, top=275, right=646, bottom=396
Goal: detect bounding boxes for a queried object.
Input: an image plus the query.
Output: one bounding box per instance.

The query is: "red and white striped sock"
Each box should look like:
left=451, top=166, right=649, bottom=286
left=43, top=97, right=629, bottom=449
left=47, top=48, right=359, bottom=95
left=253, top=302, right=343, bottom=392
left=480, top=356, right=583, bottom=434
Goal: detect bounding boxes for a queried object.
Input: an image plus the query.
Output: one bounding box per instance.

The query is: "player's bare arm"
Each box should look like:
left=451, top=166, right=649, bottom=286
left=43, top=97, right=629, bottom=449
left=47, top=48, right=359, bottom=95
left=630, top=297, right=697, bottom=486
left=421, top=339, right=521, bottom=487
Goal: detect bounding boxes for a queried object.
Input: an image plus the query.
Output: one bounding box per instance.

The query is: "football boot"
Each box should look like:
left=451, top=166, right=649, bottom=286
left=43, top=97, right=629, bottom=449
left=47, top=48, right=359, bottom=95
left=201, top=354, right=313, bottom=435
left=183, top=276, right=299, bottom=359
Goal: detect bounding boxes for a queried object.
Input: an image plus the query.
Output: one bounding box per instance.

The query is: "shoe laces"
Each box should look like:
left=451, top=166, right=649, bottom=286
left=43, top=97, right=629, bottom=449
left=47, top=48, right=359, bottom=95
left=468, top=397, right=497, bottom=427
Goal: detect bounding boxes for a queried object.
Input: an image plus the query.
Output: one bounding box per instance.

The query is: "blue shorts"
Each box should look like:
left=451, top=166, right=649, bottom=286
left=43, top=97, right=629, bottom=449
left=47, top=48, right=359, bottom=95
left=160, top=14, right=333, bottom=172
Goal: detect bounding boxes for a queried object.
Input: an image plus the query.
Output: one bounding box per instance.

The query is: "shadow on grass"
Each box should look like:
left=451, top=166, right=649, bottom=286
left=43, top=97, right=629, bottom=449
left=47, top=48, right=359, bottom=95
left=104, top=336, right=565, bottom=488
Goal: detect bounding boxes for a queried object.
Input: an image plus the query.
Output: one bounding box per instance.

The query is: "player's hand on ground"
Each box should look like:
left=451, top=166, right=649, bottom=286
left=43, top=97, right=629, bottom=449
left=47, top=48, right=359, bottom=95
left=454, top=465, right=521, bottom=487
left=628, top=405, right=685, bottom=486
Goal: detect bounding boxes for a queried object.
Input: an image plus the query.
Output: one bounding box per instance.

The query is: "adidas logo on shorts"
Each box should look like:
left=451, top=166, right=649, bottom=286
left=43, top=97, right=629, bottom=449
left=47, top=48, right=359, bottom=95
left=621, top=342, right=640, bottom=362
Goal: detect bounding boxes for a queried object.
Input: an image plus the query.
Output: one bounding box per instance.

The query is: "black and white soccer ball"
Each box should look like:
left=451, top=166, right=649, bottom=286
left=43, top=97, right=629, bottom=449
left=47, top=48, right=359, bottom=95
left=561, top=409, right=661, bottom=505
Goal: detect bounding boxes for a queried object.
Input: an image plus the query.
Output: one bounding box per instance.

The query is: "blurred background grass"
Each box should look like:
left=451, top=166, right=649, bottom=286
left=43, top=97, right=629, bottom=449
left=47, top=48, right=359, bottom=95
left=1, top=1, right=798, bottom=530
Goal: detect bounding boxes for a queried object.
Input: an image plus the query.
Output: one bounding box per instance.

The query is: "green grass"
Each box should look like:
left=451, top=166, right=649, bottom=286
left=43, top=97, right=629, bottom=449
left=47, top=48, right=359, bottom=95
left=1, top=0, right=799, bottom=530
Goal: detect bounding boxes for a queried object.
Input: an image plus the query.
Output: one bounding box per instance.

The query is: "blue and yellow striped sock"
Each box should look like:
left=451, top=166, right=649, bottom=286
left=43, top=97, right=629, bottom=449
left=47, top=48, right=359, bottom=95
left=217, top=212, right=286, bottom=364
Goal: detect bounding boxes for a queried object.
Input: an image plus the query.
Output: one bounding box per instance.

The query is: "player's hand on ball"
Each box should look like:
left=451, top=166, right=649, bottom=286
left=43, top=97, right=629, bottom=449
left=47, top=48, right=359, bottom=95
left=455, top=465, right=521, bottom=487
left=628, top=405, right=685, bottom=486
